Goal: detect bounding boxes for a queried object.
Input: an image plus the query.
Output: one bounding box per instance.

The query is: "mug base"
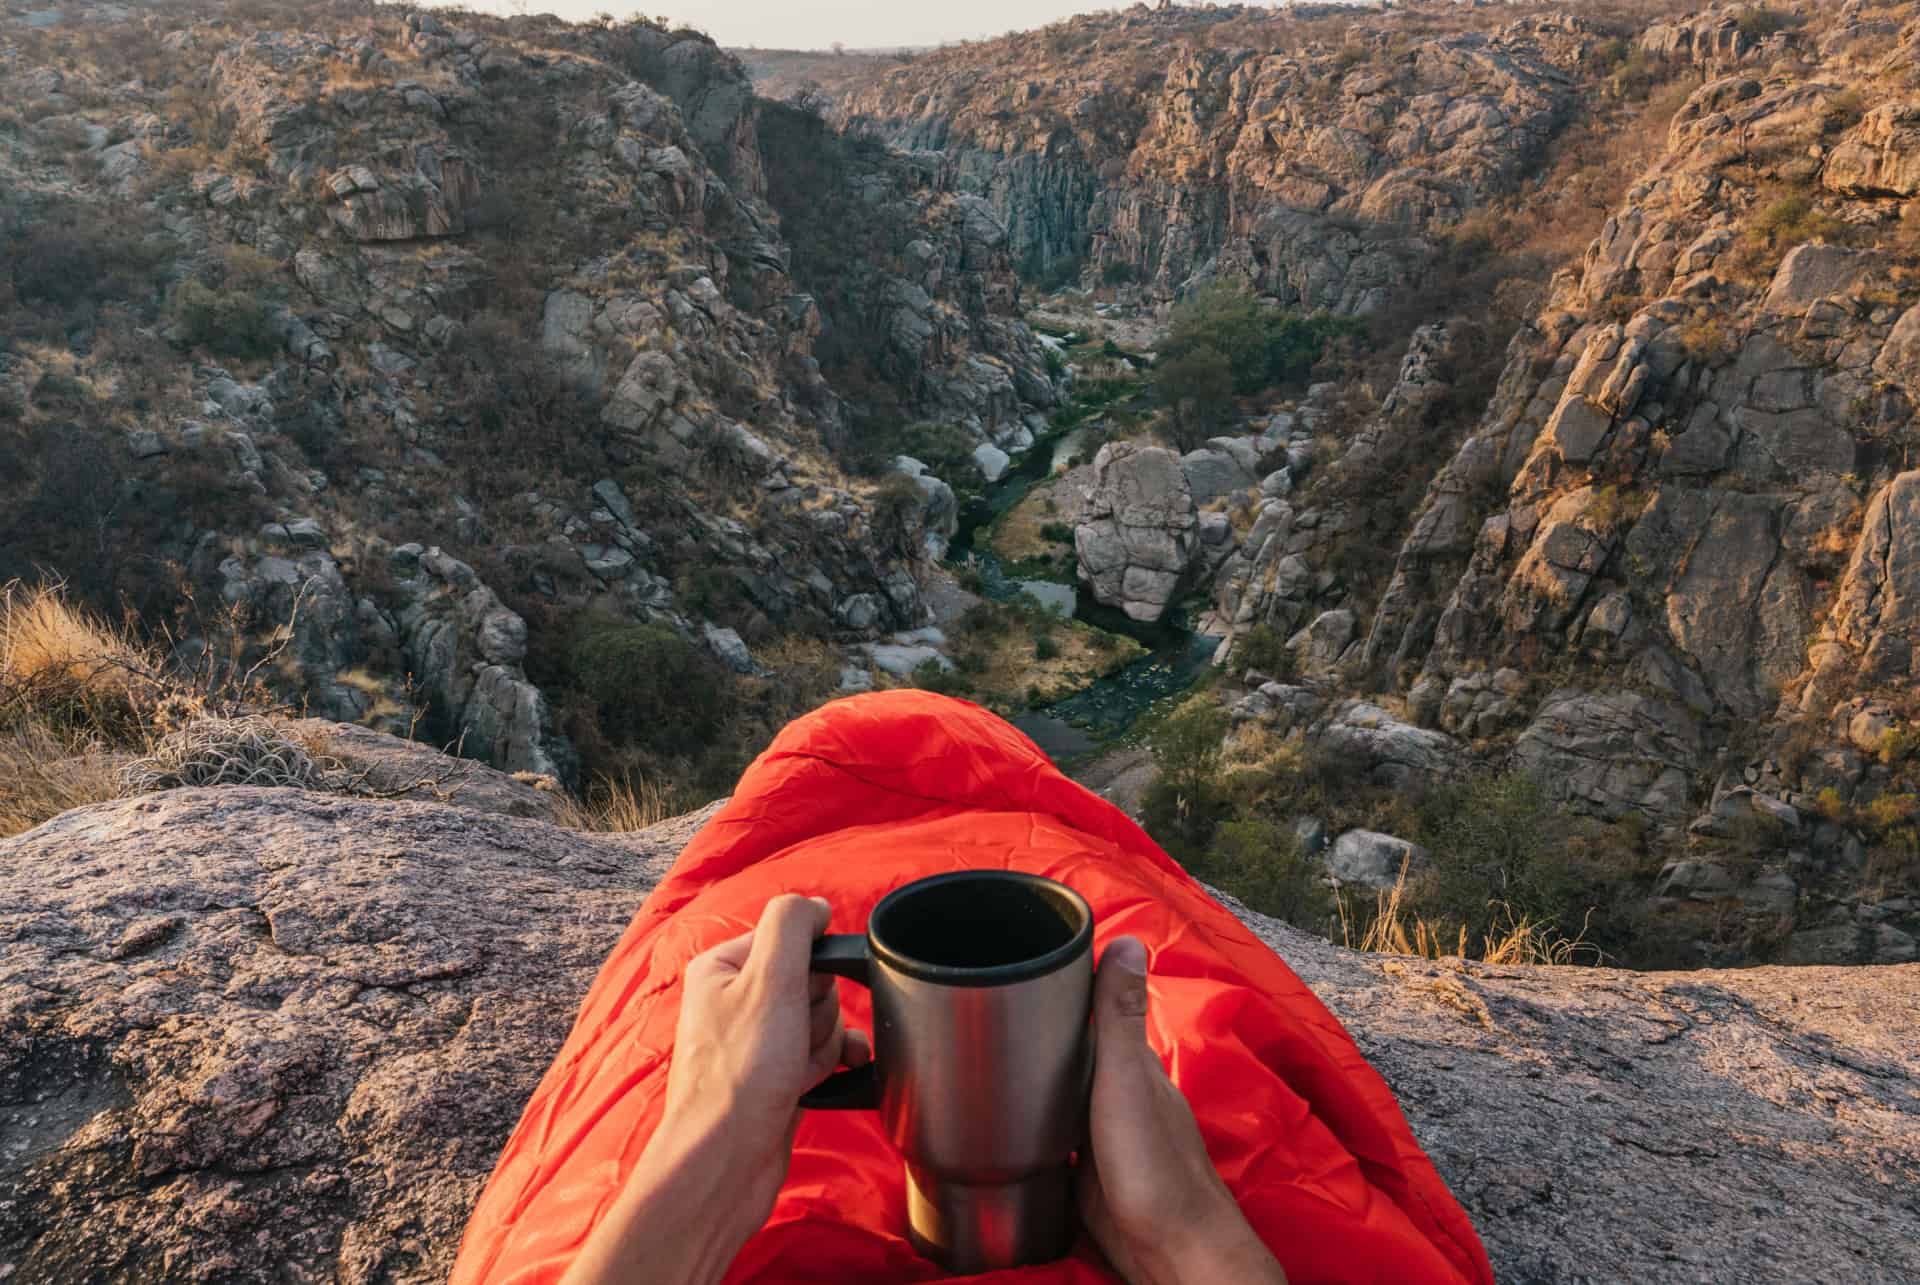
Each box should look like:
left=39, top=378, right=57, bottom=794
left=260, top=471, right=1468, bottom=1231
left=905, top=1164, right=1074, bottom=1273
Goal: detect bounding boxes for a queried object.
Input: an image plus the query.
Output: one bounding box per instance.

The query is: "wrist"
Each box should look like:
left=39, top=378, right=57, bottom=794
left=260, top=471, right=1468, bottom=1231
left=1164, top=1208, right=1284, bottom=1285
left=1132, top=1199, right=1281, bottom=1285
left=618, top=1119, right=773, bottom=1280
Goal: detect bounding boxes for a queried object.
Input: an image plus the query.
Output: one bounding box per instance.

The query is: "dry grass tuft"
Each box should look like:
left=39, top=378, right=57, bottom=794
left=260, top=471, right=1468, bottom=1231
left=1340, top=860, right=1602, bottom=967
left=554, top=772, right=678, bottom=833
left=0, top=581, right=351, bottom=836
left=0, top=580, right=149, bottom=716
left=0, top=583, right=151, bottom=836
left=0, top=716, right=121, bottom=838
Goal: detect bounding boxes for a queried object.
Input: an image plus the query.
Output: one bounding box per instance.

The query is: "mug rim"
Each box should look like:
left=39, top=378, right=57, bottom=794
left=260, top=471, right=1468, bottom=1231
left=868, top=870, right=1093, bottom=988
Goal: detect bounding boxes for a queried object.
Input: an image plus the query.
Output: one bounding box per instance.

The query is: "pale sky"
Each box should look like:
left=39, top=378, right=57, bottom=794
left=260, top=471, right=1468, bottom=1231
left=436, top=2, right=1292, bottom=52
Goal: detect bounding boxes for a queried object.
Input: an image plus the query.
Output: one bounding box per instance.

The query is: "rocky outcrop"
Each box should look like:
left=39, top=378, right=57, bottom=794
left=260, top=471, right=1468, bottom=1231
left=837, top=7, right=1586, bottom=303
left=2, top=791, right=1915, bottom=1282
left=1823, top=100, right=1920, bottom=198
left=1640, top=7, right=1798, bottom=70
left=756, top=103, right=1060, bottom=448
left=0, top=1, right=1075, bottom=790
left=1512, top=689, right=1704, bottom=825
left=1315, top=700, right=1470, bottom=789
left=1074, top=440, right=1199, bottom=623
left=389, top=545, right=569, bottom=780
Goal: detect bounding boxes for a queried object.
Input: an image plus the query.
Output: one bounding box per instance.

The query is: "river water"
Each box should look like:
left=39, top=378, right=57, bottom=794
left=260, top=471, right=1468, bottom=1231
left=946, top=432, right=1221, bottom=764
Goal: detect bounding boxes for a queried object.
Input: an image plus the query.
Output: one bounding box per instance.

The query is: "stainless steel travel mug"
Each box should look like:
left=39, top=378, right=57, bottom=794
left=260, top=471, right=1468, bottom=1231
left=802, top=870, right=1095, bottom=1273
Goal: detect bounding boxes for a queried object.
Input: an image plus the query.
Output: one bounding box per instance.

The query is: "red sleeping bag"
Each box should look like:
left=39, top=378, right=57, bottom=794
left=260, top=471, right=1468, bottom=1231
left=452, top=690, right=1493, bottom=1284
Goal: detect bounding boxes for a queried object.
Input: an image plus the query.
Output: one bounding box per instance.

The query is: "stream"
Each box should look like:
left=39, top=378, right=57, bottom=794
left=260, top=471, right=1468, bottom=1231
left=945, top=430, right=1221, bottom=765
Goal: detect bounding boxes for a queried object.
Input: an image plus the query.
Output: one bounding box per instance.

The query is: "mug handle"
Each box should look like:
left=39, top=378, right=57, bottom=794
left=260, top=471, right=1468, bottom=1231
left=800, top=934, right=881, bottom=1110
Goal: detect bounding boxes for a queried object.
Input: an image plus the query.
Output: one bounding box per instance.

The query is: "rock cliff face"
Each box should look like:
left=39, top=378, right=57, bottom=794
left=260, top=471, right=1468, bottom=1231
left=1, top=2, right=1058, bottom=780
left=1348, top=4, right=1920, bottom=961
left=2, top=782, right=1914, bottom=1282
left=837, top=3, right=1590, bottom=305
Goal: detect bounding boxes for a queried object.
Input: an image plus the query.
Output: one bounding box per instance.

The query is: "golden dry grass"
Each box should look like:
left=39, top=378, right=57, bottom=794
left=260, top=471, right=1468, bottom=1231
left=0, top=583, right=152, bottom=836
left=0, top=580, right=145, bottom=698
left=0, top=717, right=121, bottom=838
left=554, top=772, right=678, bottom=833
left=990, top=480, right=1074, bottom=563
left=932, top=614, right=1147, bottom=711
left=1339, top=860, right=1600, bottom=967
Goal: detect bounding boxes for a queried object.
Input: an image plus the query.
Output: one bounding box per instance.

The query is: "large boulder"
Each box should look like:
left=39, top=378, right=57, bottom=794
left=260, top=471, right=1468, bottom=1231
left=1831, top=470, right=1920, bottom=665
left=3, top=791, right=1914, bottom=1282
left=1180, top=447, right=1258, bottom=507
left=1761, top=244, right=1882, bottom=313
left=1315, top=701, right=1470, bottom=788
left=391, top=547, right=570, bottom=781
left=1074, top=441, right=1199, bottom=623
left=1823, top=101, right=1920, bottom=198
left=1325, top=829, right=1428, bottom=889
left=0, top=789, right=712, bottom=1284
left=1511, top=689, right=1703, bottom=824
left=1877, top=304, right=1920, bottom=397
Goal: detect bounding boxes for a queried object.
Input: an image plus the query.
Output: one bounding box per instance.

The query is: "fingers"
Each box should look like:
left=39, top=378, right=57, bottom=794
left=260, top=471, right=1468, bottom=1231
left=842, top=1027, right=873, bottom=1067
left=744, top=894, right=831, bottom=993
left=808, top=982, right=843, bottom=1052
left=1094, top=936, right=1151, bottom=1050
left=686, top=929, right=754, bottom=983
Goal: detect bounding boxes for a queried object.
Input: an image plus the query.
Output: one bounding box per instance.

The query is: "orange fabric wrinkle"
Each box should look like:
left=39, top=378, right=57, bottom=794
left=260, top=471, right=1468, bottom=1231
left=452, top=691, right=1493, bottom=1285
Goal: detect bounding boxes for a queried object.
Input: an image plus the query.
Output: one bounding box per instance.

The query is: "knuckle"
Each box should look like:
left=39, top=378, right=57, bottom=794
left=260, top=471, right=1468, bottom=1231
left=763, top=892, right=809, bottom=925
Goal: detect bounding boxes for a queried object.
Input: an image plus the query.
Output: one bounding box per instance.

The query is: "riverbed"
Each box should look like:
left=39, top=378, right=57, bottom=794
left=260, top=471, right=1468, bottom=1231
left=946, top=429, right=1220, bottom=766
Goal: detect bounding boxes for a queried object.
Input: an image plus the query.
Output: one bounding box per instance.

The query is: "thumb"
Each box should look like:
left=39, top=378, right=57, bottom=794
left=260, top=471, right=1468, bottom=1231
left=1094, top=936, right=1150, bottom=1046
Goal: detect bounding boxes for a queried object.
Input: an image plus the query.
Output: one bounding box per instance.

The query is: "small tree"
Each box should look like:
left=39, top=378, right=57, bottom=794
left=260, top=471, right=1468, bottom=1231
left=1155, top=343, right=1233, bottom=450
left=1142, top=696, right=1232, bottom=850
left=1195, top=819, right=1331, bottom=929
left=570, top=620, right=731, bottom=756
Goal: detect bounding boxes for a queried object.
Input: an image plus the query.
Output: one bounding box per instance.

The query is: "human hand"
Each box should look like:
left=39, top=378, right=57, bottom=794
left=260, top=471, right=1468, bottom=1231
left=561, top=895, right=870, bottom=1285
left=1078, top=937, right=1287, bottom=1285
left=657, top=894, right=872, bottom=1192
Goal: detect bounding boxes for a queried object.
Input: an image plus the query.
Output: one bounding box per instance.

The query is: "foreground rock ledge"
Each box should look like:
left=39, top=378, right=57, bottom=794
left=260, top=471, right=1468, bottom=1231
left=2, top=789, right=1916, bottom=1283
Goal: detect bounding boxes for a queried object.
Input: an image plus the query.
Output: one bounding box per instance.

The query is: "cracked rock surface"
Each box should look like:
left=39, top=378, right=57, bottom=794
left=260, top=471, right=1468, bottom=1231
left=3, top=792, right=1916, bottom=1282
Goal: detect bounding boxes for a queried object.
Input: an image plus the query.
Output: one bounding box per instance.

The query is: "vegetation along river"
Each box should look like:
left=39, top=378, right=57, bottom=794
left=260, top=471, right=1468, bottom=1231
left=945, top=429, right=1220, bottom=765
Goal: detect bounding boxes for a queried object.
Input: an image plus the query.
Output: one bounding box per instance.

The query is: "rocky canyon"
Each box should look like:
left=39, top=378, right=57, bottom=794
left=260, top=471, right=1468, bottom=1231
left=5, top=0, right=1920, bottom=1280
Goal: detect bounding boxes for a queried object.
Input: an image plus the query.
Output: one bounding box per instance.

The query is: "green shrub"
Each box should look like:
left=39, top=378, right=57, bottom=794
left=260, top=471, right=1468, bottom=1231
left=1039, top=521, right=1076, bottom=545
left=1034, top=633, right=1060, bottom=661
left=1161, top=284, right=1364, bottom=396
left=1154, top=285, right=1363, bottom=447
left=171, top=280, right=278, bottom=360
left=1191, top=819, right=1331, bottom=929
left=850, top=420, right=980, bottom=482
left=868, top=471, right=928, bottom=557
left=570, top=619, right=731, bottom=756
left=1142, top=695, right=1232, bottom=850
left=1875, top=725, right=1920, bottom=766
left=1043, top=346, right=1067, bottom=377
left=911, top=657, right=972, bottom=698
left=1751, top=194, right=1844, bottom=248
left=7, top=201, right=170, bottom=313
left=1154, top=343, right=1234, bottom=448
left=1821, top=89, right=1867, bottom=136
left=1229, top=624, right=1296, bottom=681
left=1409, top=772, right=1640, bottom=957
left=1735, top=6, right=1789, bottom=41
left=1101, top=261, right=1136, bottom=286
